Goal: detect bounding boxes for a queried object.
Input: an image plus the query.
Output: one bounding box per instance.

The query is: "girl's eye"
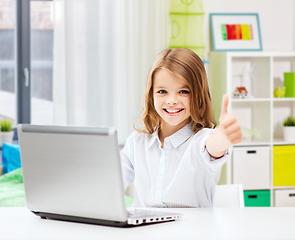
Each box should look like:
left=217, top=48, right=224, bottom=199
left=158, top=90, right=167, bottom=94
left=180, top=90, right=190, bottom=94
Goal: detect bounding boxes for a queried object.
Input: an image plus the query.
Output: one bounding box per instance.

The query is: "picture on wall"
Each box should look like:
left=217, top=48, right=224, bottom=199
left=210, top=13, right=262, bottom=51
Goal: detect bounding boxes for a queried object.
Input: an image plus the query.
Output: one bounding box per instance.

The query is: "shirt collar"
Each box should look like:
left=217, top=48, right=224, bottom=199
left=149, top=123, right=194, bottom=149
left=149, top=129, right=161, bottom=148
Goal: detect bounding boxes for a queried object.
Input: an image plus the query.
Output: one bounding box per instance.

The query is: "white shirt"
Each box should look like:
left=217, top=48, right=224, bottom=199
left=120, top=123, right=232, bottom=208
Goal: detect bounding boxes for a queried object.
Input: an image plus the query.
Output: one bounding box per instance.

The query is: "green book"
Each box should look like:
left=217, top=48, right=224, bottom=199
left=284, top=72, right=295, bottom=97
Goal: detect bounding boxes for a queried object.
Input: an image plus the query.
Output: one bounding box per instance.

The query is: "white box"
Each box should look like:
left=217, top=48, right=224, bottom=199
left=233, top=146, right=270, bottom=190
left=274, top=189, right=295, bottom=207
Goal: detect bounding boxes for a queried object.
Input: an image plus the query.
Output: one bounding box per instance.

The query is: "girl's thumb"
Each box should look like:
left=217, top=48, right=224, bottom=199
left=220, top=95, right=229, bottom=117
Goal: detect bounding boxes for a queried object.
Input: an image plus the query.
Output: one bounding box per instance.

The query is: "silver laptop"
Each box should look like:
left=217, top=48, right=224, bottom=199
left=17, top=124, right=182, bottom=227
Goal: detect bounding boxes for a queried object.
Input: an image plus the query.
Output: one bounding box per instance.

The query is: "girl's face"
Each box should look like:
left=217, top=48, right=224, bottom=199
left=153, top=68, right=191, bottom=130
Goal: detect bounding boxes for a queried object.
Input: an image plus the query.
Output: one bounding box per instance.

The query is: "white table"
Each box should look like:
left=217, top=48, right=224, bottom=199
left=0, top=207, right=294, bottom=240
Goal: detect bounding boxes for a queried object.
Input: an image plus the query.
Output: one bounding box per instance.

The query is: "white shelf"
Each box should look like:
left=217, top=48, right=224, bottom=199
left=273, top=139, right=295, bottom=145
left=235, top=141, right=271, bottom=147
left=244, top=188, right=271, bottom=191
left=231, top=98, right=295, bottom=102
left=272, top=186, right=295, bottom=189
left=273, top=98, right=295, bottom=102
left=231, top=98, right=270, bottom=103
left=214, top=51, right=295, bottom=57
left=210, top=51, right=295, bottom=207
left=239, top=186, right=295, bottom=190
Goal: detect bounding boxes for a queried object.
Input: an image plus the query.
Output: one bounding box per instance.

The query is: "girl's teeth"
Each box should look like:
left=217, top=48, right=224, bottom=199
left=166, top=109, right=181, bottom=113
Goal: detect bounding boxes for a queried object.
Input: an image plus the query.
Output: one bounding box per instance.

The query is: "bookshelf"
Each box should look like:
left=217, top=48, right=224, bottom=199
left=210, top=51, right=295, bottom=207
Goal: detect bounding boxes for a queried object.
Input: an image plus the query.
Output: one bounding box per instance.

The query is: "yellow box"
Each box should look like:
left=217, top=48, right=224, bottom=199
left=0, top=166, right=2, bottom=176
left=273, top=145, right=295, bottom=186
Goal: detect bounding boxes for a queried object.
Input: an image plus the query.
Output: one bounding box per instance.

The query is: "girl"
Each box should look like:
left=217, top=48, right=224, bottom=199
left=120, top=48, right=242, bottom=208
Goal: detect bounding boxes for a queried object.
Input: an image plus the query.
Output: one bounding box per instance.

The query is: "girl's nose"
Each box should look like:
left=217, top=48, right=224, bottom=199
left=167, top=98, right=177, bottom=106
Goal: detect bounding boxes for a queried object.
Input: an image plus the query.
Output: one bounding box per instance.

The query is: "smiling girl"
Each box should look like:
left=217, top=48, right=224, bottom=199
left=120, top=48, right=242, bottom=208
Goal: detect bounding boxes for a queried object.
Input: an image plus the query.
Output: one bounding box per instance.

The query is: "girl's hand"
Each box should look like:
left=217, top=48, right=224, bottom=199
left=205, top=95, right=242, bottom=158
left=218, top=95, right=243, bottom=146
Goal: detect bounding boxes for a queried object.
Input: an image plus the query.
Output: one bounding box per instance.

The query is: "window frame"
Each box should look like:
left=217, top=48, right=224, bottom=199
left=16, top=0, right=54, bottom=124
left=15, top=0, right=53, bottom=139
left=16, top=0, right=31, bottom=124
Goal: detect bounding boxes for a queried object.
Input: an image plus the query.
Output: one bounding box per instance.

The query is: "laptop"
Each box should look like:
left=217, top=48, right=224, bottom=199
left=17, top=124, right=183, bottom=227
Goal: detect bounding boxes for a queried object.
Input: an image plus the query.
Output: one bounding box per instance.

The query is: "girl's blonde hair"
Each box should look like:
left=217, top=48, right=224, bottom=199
left=135, top=48, right=216, bottom=134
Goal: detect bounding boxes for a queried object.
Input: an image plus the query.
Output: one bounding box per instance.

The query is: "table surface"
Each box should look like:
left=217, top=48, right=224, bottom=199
left=0, top=207, right=295, bottom=240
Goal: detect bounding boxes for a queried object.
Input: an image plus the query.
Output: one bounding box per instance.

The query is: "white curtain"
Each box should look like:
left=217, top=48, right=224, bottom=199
left=53, top=0, right=169, bottom=144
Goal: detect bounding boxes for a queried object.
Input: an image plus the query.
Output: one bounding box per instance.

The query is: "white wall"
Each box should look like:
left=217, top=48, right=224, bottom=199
left=203, top=0, right=295, bottom=60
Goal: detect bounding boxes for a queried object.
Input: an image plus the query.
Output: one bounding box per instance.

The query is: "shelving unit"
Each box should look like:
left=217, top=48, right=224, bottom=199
left=210, top=51, right=295, bottom=207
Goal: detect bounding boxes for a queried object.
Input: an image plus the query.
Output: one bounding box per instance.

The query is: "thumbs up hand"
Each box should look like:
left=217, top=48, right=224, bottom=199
left=220, top=94, right=230, bottom=120
left=219, top=95, right=242, bottom=146
left=205, top=95, right=242, bottom=159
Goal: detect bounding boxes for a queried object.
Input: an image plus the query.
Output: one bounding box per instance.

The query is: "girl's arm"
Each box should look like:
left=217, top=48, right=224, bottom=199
left=206, top=95, right=242, bottom=159
left=120, top=133, right=136, bottom=191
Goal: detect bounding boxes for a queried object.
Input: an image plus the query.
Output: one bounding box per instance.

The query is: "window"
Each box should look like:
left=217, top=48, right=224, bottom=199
left=0, top=0, right=54, bottom=127
left=30, top=1, right=54, bottom=124
left=0, top=0, right=17, bottom=125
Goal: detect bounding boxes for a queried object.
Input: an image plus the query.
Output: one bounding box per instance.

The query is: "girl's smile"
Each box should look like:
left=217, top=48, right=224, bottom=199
left=164, top=108, right=184, bottom=115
